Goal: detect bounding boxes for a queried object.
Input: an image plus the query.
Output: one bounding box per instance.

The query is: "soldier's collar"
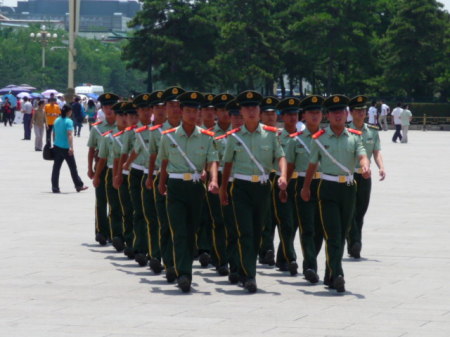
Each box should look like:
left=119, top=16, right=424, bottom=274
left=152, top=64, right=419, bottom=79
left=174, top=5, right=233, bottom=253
left=349, top=122, right=367, bottom=132
left=178, top=124, right=201, bottom=137
left=326, top=126, right=350, bottom=137
left=241, top=123, right=262, bottom=134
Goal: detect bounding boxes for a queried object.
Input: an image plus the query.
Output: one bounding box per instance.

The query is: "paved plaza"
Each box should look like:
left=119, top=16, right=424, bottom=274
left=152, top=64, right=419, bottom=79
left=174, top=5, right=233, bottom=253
left=0, top=125, right=449, bottom=337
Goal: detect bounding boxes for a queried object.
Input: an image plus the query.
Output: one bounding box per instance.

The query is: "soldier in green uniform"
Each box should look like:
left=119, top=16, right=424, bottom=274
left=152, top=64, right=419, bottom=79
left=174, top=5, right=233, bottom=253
left=93, top=102, right=126, bottom=251
left=272, top=97, right=300, bottom=275
left=258, top=96, right=280, bottom=266
left=87, top=93, right=119, bottom=245
left=286, top=95, right=325, bottom=283
left=147, top=87, right=184, bottom=283
left=157, top=91, right=219, bottom=293
left=347, top=96, right=386, bottom=259
left=220, top=90, right=287, bottom=293
left=301, top=94, right=370, bottom=293
left=114, top=103, right=139, bottom=258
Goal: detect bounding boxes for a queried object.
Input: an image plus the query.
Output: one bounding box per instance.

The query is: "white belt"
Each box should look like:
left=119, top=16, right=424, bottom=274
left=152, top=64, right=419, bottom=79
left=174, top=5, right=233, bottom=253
left=169, top=173, right=201, bottom=182
left=355, top=168, right=363, bottom=174
left=229, top=177, right=234, bottom=182
left=107, top=164, right=113, bottom=169
left=131, top=163, right=146, bottom=171
left=234, top=174, right=269, bottom=183
left=321, top=173, right=354, bottom=185
left=218, top=167, right=223, bottom=172
left=296, top=172, right=322, bottom=179
left=122, top=170, right=130, bottom=175
left=144, top=168, right=149, bottom=174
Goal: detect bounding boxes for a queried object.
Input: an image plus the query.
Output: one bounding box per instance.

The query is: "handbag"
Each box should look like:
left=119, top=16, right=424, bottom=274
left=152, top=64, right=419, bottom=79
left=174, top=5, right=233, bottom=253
left=43, top=143, right=55, bottom=160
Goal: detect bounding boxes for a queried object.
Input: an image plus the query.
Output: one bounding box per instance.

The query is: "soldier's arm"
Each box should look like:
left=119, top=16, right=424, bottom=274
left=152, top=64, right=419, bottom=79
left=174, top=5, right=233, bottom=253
left=219, top=162, right=233, bottom=206
left=158, top=159, right=169, bottom=195
left=93, top=158, right=106, bottom=188
left=146, top=153, right=157, bottom=189
left=301, top=163, right=319, bottom=202
left=373, top=150, right=385, bottom=181
left=87, top=147, right=96, bottom=178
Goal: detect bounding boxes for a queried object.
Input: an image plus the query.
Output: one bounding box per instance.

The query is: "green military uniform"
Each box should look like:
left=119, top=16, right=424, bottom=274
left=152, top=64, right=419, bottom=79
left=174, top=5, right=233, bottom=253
left=286, top=95, right=325, bottom=282
left=223, top=91, right=285, bottom=293
left=259, top=96, right=280, bottom=266
left=98, top=127, right=123, bottom=250
left=272, top=98, right=301, bottom=275
left=347, top=96, right=381, bottom=258
left=157, top=91, right=218, bottom=292
left=87, top=93, right=118, bottom=244
left=309, top=95, right=367, bottom=292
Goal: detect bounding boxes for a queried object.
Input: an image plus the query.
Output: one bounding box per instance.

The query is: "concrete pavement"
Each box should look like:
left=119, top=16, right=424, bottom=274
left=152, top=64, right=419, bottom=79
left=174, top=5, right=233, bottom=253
left=0, top=124, right=449, bottom=337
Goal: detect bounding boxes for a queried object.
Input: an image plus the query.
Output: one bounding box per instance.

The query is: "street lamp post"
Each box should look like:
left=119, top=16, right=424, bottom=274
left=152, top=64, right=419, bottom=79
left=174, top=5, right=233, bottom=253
left=30, top=25, right=58, bottom=68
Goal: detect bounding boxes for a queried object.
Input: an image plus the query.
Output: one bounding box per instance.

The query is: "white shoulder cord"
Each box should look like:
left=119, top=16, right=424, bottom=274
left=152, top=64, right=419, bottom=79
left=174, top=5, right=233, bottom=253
left=314, top=138, right=353, bottom=185
left=166, top=133, right=200, bottom=182
left=294, top=136, right=311, bottom=154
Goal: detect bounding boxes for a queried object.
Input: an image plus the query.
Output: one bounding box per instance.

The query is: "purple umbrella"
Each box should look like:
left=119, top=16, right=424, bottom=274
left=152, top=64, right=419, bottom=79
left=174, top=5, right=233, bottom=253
left=0, top=86, right=32, bottom=95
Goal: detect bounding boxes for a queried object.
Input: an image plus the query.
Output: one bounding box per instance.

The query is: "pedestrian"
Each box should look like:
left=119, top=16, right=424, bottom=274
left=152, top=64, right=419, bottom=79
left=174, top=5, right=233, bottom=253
left=51, top=104, right=88, bottom=193
left=32, top=100, right=46, bottom=151
left=22, top=97, right=33, bottom=140
left=368, top=101, right=378, bottom=126
left=71, top=96, right=84, bottom=137
left=219, top=90, right=287, bottom=293
left=400, top=104, right=412, bottom=143
left=57, top=95, right=66, bottom=110
left=14, top=99, right=22, bottom=124
left=301, top=94, right=370, bottom=293
left=379, top=100, right=390, bottom=131
left=1, top=97, right=14, bottom=126
left=157, top=91, right=219, bottom=293
left=86, top=99, right=97, bottom=130
left=347, top=96, right=386, bottom=259
left=391, top=103, right=403, bottom=143
left=44, top=98, right=61, bottom=146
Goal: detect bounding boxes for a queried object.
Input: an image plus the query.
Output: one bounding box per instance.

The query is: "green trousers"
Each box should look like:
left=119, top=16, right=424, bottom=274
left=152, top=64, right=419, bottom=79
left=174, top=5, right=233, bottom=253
left=166, top=179, right=205, bottom=278
left=119, top=173, right=134, bottom=247
left=318, top=179, right=356, bottom=282
left=95, top=167, right=110, bottom=239
left=273, top=175, right=298, bottom=264
left=348, top=174, right=372, bottom=248
left=196, top=204, right=212, bottom=255
left=142, top=173, right=161, bottom=260
left=296, top=177, right=323, bottom=273
left=231, top=179, right=271, bottom=279
left=259, top=172, right=277, bottom=259
left=129, top=169, right=149, bottom=255
left=206, top=173, right=228, bottom=267
left=105, top=168, right=123, bottom=239
left=153, top=174, right=174, bottom=268
left=222, top=182, right=239, bottom=274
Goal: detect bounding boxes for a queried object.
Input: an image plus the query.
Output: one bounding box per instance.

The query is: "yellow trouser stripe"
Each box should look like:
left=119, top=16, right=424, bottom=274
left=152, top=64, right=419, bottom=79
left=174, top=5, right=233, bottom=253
left=117, top=176, right=126, bottom=234
left=317, top=180, right=332, bottom=276
left=141, top=174, right=152, bottom=256
left=230, top=181, right=248, bottom=277
left=294, top=179, right=306, bottom=258
left=165, top=195, right=178, bottom=277
left=129, top=173, right=137, bottom=248
left=153, top=175, right=164, bottom=259
left=206, top=189, right=221, bottom=264
left=105, top=169, right=113, bottom=237
left=271, top=176, right=288, bottom=262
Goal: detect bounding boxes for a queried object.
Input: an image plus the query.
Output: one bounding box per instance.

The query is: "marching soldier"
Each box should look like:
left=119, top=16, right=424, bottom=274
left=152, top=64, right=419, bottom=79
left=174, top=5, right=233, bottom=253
left=147, top=86, right=185, bottom=283
left=272, top=97, right=300, bottom=275
left=220, top=90, right=287, bottom=293
left=286, top=95, right=325, bottom=283
left=301, top=94, right=370, bottom=293
left=347, top=96, right=386, bottom=258
left=157, top=91, right=219, bottom=293
left=93, top=102, right=126, bottom=252
left=258, top=96, right=280, bottom=266
left=87, top=93, right=119, bottom=245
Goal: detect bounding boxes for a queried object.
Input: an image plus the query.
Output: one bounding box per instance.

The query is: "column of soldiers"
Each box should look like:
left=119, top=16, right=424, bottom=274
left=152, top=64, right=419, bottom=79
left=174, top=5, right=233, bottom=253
left=87, top=88, right=385, bottom=294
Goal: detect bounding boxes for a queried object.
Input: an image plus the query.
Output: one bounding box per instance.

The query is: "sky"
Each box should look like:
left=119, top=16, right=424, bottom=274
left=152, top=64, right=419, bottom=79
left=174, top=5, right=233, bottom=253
left=1, top=0, right=450, bottom=10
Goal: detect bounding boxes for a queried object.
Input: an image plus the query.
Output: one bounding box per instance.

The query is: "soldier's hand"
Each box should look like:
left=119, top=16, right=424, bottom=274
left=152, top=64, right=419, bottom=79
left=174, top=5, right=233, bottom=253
left=208, top=181, right=219, bottom=194
left=219, top=186, right=228, bottom=206
left=362, top=165, right=371, bottom=179
left=122, top=162, right=130, bottom=171
left=277, top=176, right=287, bottom=191
left=279, top=189, right=288, bottom=203
left=201, top=170, right=207, bottom=182
left=145, top=176, right=154, bottom=190
left=158, top=182, right=167, bottom=196
left=301, top=188, right=310, bottom=202
left=379, top=169, right=386, bottom=181
left=93, top=176, right=100, bottom=188
left=114, top=174, right=123, bottom=189
left=87, top=169, right=94, bottom=179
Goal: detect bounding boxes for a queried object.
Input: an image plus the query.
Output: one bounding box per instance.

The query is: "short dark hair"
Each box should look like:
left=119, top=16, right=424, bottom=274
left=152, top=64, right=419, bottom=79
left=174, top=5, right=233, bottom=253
left=23, top=97, right=29, bottom=102
left=61, top=104, right=72, bottom=118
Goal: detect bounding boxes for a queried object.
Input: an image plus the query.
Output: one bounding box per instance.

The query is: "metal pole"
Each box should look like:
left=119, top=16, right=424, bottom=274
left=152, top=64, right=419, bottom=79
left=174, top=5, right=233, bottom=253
left=68, top=0, right=75, bottom=90
left=42, top=46, right=45, bottom=68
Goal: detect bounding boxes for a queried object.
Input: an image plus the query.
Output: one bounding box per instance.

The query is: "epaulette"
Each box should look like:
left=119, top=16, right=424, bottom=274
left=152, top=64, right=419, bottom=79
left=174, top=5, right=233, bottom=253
left=289, top=131, right=303, bottom=138
left=135, top=125, right=148, bottom=133
left=312, top=129, right=326, bottom=139
left=162, top=127, right=177, bottom=135
left=201, top=129, right=215, bottom=137
left=347, top=128, right=363, bottom=135
left=215, top=134, right=228, bottom=140
left=226, top=127, right=241, bottom=135
left=92, top=121, right=102, bottom=126
left=102, top=130, right=113, bottom=137
left=367, top=124, right=380, bottom=131
left=207, top=126, right=215, bottom=132
left=113, top=130, right=124, bottom=137
left=263, top=125, right=278, bottom=133
left=125, top=125, right=138, bottom=132
left=149, top=124, right=163, bottom=131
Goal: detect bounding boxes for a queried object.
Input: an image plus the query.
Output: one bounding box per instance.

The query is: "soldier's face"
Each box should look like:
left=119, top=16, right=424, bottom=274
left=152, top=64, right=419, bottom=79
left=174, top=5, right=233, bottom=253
left=351, top=108, right=367, bottom=123
left=182, top=106, right=199, bottom=126
left=260, top=110, right=278, bottom=126
left=304, top=109, right=322, bottom=127
left=282, top=113, right=298, bottom=127
left=103, top=105, right=116, bottom=123
left=327, top=109, right=347, bottom=126
left=127, top=113, right=139, bottom=126
left=166, top=101, right=182, bottom=121
left=202, top=107, right=215, bottom=123
left=230, top=114, right=244, bottom=129
left=153, top=104, right=166, bottom=122
left=138, top=107, right=152, bottom=123
left=216, top=108, right=230, bottom=125
left=241, top=105, right=260, bottom=123
left=116, top=114, right=126, bottom=129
